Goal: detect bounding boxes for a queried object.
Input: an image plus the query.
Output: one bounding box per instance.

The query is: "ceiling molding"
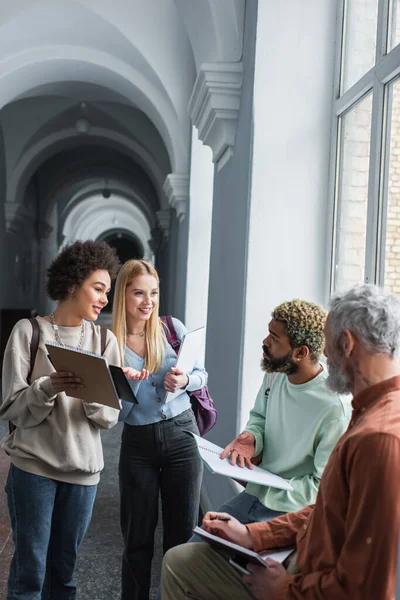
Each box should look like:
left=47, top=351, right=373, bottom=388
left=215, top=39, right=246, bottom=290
left=156, top=208, right=172, bottom=240
left=188, top=62, right=243, bottom=171
left=163, top=173, right=189, bottom=222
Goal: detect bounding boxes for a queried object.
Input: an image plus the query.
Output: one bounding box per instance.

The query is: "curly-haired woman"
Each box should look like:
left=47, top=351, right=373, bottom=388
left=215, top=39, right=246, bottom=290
left=0, top=240, right=137, bottom=600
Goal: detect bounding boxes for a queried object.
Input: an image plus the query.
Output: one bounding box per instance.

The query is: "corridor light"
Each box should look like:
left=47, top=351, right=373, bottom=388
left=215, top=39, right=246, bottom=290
left=75, top=118, right=90, bottom=134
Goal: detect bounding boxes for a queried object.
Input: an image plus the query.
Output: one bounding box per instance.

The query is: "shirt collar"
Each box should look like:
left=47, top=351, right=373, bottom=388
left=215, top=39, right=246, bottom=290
left=352, top=375, right=400, bottom=412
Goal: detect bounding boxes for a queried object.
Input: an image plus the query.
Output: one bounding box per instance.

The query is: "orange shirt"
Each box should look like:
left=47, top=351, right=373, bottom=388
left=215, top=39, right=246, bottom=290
left=247, top=376, right=400, bottom=600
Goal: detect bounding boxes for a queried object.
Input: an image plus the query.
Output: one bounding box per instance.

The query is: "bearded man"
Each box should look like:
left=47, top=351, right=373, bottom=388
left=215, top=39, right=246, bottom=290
left=201, top=299, right=352, bottom=527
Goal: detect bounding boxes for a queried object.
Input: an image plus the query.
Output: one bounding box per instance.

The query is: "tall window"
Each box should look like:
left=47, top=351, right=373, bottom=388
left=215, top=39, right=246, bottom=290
left=331, top=0, right=400, bottom=293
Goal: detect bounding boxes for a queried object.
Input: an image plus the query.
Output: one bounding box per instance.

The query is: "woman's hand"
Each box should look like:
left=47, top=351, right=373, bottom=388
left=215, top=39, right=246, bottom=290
left=50, top=372, right=83, bottom=395
left=122, top=367, right=149, bottom=381
left=202, top=512, right=254, bottom=548
left=164, top=367, right=189, bottom=392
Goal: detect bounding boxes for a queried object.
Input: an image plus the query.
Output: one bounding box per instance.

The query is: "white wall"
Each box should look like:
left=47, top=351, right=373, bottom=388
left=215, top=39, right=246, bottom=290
left=240, top=0, right=338, bottom=428
left=185, top=127, right=213, bottom=332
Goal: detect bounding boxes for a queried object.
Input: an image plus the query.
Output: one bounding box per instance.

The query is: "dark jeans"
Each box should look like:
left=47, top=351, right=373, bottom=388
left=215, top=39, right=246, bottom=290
left=189, top=490, right=286, bottom=543
left=5, top=464, right=97, bottom=600
left=119, top=408, right=203, bottom=600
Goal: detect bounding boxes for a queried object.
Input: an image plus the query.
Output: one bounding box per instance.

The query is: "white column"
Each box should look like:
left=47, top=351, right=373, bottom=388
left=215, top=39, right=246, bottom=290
left=240, top=0, right=337, bottom=428
left=184, top=127, right=214, bottom=332
left=39, top=204, right=58, bottom=314
left=193, top=1, right=256, bottom=511
left=163, top=173, right=190, bottom=320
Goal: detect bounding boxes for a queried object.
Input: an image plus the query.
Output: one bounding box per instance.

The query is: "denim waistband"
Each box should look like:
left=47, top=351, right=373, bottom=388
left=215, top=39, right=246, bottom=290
left=122, top=408, right=193, bottom=430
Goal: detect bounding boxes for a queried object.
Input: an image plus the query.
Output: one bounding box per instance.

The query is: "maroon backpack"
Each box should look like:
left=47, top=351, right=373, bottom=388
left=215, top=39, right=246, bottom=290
left=161, top=316, right=217, bottom=436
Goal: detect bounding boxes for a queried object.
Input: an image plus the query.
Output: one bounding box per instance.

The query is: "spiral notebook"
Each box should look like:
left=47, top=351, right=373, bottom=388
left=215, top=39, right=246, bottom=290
left=190, top=433, right=293, bottom=491
left=46, top=342, right=138, bottom=410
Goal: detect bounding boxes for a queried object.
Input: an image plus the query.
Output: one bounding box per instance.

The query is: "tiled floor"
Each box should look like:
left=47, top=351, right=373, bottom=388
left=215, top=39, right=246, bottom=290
left=0, top=421, right=163, bottom=600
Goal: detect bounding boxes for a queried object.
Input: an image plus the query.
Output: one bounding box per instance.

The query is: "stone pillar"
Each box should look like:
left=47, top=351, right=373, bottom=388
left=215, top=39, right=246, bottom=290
left=189, top=0, right=256, bottom=509
left=163, top=173, right=190, bottom=320
left=184, top=127, right=214, bottom=332
left=38, top=204, right=57, bottom=315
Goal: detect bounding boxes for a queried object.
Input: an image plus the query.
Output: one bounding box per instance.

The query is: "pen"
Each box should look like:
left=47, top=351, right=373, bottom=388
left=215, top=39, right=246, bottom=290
left=214, top=516, right=231, bottom=521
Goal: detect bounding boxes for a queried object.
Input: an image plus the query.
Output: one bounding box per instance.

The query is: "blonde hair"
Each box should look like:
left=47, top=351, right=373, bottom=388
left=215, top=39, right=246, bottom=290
left=112, top=259, right=166, bottom=372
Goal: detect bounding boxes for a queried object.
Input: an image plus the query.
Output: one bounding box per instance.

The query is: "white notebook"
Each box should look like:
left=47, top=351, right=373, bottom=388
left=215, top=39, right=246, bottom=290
left=190, top=433, right=293, bottom=491
left=193, top=526, right=294, bottom=567
left=165, top=326, right=206, bottom=403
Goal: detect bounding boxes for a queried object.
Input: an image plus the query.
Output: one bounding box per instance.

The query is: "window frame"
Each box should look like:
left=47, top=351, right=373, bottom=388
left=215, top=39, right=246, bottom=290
left=328, top=0, right=400, bottom=295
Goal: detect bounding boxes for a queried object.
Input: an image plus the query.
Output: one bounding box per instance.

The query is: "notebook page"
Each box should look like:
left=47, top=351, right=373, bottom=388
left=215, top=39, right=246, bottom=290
left=190, top=433, right=293, bottom=492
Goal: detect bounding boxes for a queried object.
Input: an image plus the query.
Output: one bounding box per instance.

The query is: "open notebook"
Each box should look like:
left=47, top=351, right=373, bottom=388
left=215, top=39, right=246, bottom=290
left=46, top=342, right=138, bottom=409
left=193, top=526, right=294, bottom=568
left=190, top=433, right=293, bottom=491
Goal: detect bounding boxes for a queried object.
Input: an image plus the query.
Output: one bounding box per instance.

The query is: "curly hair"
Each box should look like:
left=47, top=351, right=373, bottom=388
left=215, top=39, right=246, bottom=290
left=272, top=299, right=326, bottom=361
left=46, top=240, right=120, bottom=301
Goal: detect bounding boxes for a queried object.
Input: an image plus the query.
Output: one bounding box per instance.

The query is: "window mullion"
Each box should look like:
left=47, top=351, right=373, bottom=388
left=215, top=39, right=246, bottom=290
left=364, top=81, right=385, bottom=284
left=327, top=0, right=346, bottom=299
left=377, top=85, right=391, bottom=285
left=376, top=0, right=390, bottom=62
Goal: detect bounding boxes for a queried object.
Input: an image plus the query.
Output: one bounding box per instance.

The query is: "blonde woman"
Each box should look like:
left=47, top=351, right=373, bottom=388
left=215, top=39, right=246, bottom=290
left=112, top=259, right=206, bottom=600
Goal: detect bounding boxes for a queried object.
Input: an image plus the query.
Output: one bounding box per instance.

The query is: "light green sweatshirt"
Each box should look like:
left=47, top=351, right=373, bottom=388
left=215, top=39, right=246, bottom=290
left=245, top=366, right=351, bottom=512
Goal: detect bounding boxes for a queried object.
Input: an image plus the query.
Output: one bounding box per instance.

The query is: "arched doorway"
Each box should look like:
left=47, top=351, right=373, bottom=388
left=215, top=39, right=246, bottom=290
left=99, top=230, right=145, bottom=314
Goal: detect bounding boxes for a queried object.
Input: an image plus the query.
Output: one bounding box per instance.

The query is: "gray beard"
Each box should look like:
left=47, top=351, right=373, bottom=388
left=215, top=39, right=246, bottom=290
left=326, top=361, right=352, bottom=394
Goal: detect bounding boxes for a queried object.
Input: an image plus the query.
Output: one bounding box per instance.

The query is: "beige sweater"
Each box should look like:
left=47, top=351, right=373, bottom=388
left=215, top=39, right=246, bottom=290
left=0, top=316, right=120, bottom=485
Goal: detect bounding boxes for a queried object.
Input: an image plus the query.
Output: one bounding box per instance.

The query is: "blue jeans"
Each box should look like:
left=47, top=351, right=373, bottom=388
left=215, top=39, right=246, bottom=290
left=5, top=464, right=97, bottom=600
left=119, top=409, right=203, bottom=600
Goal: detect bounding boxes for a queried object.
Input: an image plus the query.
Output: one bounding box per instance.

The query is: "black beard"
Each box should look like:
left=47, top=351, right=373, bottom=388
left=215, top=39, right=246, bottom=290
left=261, top=351, right=298, bottom=375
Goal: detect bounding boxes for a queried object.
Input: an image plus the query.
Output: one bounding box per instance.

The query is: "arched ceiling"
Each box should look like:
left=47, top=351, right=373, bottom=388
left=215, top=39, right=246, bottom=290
left=0, top=0, right=201, bottom=173
left=0, top=0, right=245, bottom=234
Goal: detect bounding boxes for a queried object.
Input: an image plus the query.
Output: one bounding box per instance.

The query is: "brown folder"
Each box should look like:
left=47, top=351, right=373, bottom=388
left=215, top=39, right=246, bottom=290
left=45, top=342, right=138, bottom=409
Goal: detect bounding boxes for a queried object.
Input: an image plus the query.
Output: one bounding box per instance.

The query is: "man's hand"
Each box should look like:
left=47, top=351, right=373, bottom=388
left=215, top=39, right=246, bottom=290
left=220, top=431, right=256, bottom=468
left=242, top=559, right=286, bottom=599
left=122, top=367, right=149, bottom=381
left=164, top=367, right=189, bottom=392
left=202, top=512, right=253, bottom=548
left=50, top=372, right=83, bottom=395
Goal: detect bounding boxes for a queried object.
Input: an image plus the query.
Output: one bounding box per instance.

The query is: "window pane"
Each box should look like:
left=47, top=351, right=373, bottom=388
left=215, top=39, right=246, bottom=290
left=334, top=94, right=373, bottom=291
left=388, top=0, right=400, bottom=52
left=383, top=79, right=400, bottom=293
left=341, top=0, right=379, bottom=93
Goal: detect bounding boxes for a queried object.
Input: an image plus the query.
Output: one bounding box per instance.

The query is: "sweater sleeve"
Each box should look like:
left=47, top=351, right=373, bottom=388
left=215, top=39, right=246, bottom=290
left=273, top=434, right=400, bottom=600
left=171, top=318, right=208, bottom=391
left=0, top=319, right=57, bottom=428
left=243, top=375, right=270, bottom=456
left=81, top=329, right=120, bottom=430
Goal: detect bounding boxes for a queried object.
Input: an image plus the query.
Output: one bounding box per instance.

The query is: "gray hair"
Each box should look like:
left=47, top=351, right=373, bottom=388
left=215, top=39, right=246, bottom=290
left=329, top=284, right=400, bottom=357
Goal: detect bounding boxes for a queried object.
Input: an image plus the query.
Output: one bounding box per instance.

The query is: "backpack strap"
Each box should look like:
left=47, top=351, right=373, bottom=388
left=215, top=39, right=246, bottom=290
left=28, top=317, right=40, bottom=383
left=9, top=317, right=40, bottom=435
left=160, top=316, right=181, bottom=353
left=100, top=326, right=107, bottom=356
